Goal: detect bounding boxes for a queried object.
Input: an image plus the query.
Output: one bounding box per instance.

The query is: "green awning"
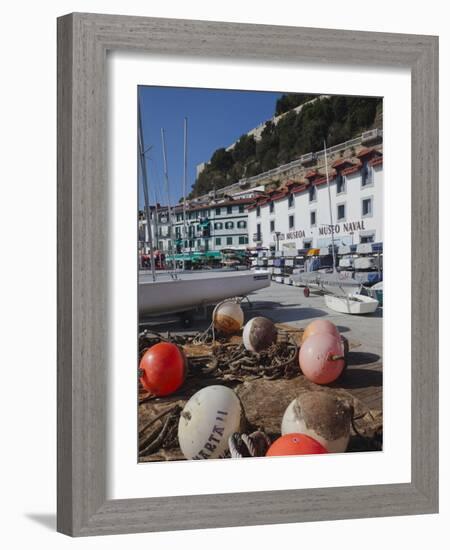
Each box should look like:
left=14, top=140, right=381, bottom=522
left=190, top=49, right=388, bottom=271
left=171, top=251, right=222, bottom=261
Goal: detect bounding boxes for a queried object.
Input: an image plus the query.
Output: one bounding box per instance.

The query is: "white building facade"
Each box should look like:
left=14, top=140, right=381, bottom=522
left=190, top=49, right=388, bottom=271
left=247, top=148, right=383, bottom=252
left=138, top=206, right=172, bottom=253
left=172, top=198, right=253, bottom=252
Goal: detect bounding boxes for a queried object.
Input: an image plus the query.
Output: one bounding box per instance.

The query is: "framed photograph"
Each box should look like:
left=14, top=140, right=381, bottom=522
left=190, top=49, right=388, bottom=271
left=57, top=13, right=438, bottom=536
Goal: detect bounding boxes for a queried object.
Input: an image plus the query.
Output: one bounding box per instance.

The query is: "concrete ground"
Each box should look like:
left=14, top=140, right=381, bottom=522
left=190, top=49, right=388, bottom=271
left=248, top=282, right=383, bottom=360
left=247, top=282, right=383, bottom=410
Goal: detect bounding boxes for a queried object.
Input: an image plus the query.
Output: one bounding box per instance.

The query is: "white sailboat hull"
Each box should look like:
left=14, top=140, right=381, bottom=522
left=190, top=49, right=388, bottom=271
left=324, top=293, right=379, bottom=315
left=139, top=270, right=270, bottom=315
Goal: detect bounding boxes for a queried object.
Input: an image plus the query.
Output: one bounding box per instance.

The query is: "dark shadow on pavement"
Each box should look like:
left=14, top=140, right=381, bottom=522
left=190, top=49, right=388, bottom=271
left=346, top=351, right=381, bottom=366
left=337, top=367, right=383, bottom=389
left=335, top=325, right=351, bottom=334
left=250, top=306, right=328, bottom=323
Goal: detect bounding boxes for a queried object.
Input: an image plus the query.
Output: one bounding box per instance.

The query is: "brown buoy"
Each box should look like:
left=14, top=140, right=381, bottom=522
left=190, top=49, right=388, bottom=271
left=281, top=391, right=352, bottom=453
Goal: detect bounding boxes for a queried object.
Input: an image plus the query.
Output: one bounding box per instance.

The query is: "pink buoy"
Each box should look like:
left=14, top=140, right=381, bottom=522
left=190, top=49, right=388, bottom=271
left=302, top=319, right=340, bottom=343
left=299, top=332, right=345, bottom=385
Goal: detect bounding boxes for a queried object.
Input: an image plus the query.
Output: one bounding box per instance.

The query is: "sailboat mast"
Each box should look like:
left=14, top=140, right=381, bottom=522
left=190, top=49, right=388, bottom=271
left=183, top=117, right=188, bottom=246
left=138, top=98, right=156, bottom=281
left=147, top=166, right=160, bottom=258
left=160, top=128, right=176, bottom=269
left=324, top=141, right=337, bottom=272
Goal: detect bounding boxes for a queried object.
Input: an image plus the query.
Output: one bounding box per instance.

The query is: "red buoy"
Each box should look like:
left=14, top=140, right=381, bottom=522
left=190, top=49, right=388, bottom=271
left=266, top=433, right=328, bottom=456
left=139, top=342, right=187, bottom=396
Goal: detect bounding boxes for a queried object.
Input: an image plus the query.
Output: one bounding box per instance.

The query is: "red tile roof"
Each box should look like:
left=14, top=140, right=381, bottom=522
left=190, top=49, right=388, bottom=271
left=332, top=158, right=354, bottom=169
left=285, top=179, right=302, bottom=187
left=356, top=147, right=382, bottom=159
left=291, top=183, right=307, bottom=194
left=369, top=156, right=383, bottom=167
left=243, top=151, right=383, bottom=209
left=173, top=197, right=254, bottom=213
left=305, top=169, right=319, bottom=179
left=342, top=163, right=362, bottom=176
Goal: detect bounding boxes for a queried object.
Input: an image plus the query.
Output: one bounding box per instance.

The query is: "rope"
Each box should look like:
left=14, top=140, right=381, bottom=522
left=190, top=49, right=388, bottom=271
left=350, top=408, right=382, bottom=451
left=139, top=405, right=181, bottom=456
left=139, top=327, right=299, bottom=383
left=191, top=295, right=247, bottom=346
left=228, top=431, right=272, bottom=458
left=191, top=320, right=216, bottom=346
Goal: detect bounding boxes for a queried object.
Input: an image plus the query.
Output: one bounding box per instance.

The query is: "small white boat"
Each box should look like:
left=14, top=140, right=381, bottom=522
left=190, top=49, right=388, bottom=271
left=367, top=281, right=383, bottom=306
left=324, top=292, right=379, bottom=315
left=139, top=269, right=270, bottom=315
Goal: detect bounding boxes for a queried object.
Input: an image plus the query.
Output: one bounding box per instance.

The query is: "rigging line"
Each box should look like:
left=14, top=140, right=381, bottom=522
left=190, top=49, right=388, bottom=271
left=148, top=156, right=162, bottom=205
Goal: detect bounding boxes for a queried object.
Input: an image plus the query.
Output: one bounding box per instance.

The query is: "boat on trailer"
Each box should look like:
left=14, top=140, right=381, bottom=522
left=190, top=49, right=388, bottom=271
left=137, top=106, right=271, bottom=318
left=139, top=269, right=270, bottom=316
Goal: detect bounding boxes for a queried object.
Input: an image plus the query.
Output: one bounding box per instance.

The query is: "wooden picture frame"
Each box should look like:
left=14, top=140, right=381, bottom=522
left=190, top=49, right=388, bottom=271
left=57, top=12, right=438, bottom=536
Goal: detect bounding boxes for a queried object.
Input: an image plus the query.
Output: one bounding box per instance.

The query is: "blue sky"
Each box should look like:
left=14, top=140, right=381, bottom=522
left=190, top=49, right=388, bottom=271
left=138, top=86, right=283, bottom=207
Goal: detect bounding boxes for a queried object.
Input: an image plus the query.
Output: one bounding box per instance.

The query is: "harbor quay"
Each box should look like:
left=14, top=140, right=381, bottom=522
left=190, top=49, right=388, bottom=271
left=137, top=91, right=384, bottom=462
left=140, top=280, right=382, bottom=412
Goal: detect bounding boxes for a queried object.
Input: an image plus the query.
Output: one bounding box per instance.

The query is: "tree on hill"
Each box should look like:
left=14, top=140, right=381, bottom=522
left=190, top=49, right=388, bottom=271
left=275, top=93, right=317, bottom=116
left=187, top=95, right=382, bottom=199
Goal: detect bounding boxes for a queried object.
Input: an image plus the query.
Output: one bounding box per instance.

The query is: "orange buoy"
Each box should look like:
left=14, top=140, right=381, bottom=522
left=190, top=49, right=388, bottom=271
left=139, top=342, right=187, bottom=396
left=266, top=433, right=328, bottom=456
left=299, top=332, right=345, bottom=384
left=302, top=319, right=340, bottom=343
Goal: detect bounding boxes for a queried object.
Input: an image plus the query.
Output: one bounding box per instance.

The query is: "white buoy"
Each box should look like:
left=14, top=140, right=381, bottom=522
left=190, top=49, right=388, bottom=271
left=242, top=317, right=277, bottom=352
left=178, top=385, right=243, bottom=460
left=212, top=301, right=244, bottom=334
left=281, top=392, right=352, bottom=453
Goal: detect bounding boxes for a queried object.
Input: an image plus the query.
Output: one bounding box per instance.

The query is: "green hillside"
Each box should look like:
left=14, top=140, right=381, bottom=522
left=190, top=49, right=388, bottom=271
left=188, top=94, right=382, bottom=199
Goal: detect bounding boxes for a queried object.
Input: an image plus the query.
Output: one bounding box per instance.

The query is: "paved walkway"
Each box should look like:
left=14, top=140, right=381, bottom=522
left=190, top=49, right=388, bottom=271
left=248, top=283, right=383, bottom=411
